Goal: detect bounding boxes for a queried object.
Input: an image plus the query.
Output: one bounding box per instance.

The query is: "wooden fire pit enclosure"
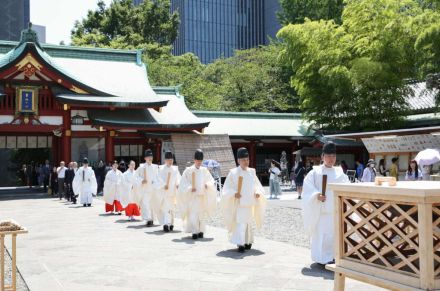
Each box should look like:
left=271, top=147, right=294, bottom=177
left=327, top=181, right=440, bottom=291
left=0, top=220, right=27, bottom=291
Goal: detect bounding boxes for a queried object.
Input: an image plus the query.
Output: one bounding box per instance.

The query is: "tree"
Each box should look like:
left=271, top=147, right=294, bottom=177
left=71, top=0, right=178, bottom=59
left=278, top=0, right=439, bottom=131
left=278, top=0, right=344, bottom=25
left=147, top=44, right=299, bottom=113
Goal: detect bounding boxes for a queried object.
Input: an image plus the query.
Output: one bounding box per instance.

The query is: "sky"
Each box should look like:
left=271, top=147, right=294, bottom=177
left=31, top=0, right=112, bottom=45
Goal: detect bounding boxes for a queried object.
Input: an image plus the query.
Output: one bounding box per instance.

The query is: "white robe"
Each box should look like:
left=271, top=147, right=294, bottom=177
left=177, top=165, right=217, bottom=234
left=103, top=169, right=123, bottom=205
left=302, top=165, right=349, bottom=264
left=120, top=169, right=142, bottom=208
left=221, top=167, right=266, bottom=246
left=135, top=163, right=162, bottom=221
left=157, top=165, right=181, bottom=225
left=72, top=166, right=98, bottom=205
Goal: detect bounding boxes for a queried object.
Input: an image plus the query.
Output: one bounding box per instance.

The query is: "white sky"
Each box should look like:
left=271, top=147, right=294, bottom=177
left=31, top=0, right=112, bottom=45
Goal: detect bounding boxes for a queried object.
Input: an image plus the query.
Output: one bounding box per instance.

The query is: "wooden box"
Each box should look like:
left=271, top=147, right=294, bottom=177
left=328, top=181, right=440, bottom=291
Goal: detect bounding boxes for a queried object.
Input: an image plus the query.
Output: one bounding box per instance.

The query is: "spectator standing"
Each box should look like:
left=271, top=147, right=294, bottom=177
left=355, top=160, right=364, bottom=181
left=405, top=160, right=422, bottom=181
left=361, top=159, right=377, bottom=182
left=389, top=157, right=399, bottom=181
left=57, top=161, right=67, bottom=200
left=378, top=159, right=387, bottom=176
left=422, top=165, right=432, bottom=181
left=269, top=160, right=282, bottom=199
left=49, top=167, right=58, bottom=196
left=25, top=163, right=33, bottom=188
left=42, top=160, right=51, bottom=191
left=65, top=162, right=75, bottom=203
left=294, top=161, right=306, bottom=199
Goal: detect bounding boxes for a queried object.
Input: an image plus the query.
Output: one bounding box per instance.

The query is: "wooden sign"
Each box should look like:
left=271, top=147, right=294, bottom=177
left=16, top=87, right=38, bottom=114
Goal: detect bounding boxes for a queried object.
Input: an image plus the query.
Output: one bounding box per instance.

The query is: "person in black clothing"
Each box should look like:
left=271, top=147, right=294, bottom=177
left=65, top=162, right=76, bottom=203
left=306, top=161, right=314, bottom=174
left=49, top=167, right=58, bottom=196
left=118, top=160, right=127, bottom=173
left=294, top=161, right=306, bottom=199
left=96, top=160, right=106, bottom=195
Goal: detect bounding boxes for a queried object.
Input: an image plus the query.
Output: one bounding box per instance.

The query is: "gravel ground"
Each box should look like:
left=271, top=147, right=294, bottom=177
left=207, top=200, right=310, bottom=248
left=2, top=248, right=29, bottom=291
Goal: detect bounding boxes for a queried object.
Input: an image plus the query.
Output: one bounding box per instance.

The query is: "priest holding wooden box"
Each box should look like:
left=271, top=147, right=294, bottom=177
left=221, top=147, right=266, bottom=253
left=178, top=149, right=217, bottom=240
left=157, top=151, right=181, bottom=232
left=302, top=141, right=349, bottom=265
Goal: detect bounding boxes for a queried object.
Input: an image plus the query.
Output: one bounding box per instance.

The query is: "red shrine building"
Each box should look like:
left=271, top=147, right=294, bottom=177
left=0, top=27, right=365, bottom=186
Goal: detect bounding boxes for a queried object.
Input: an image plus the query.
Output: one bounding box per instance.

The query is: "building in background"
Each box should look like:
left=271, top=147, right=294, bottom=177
left=171, top=0, right=282, bottom=63
left=32, top=24, right=46, bottom=43
left=0, top=0, right=30, bottom=41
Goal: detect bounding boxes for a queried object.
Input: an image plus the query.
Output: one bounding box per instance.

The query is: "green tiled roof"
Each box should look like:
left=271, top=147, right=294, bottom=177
left=192, top=110, right=302, bottom=120
left=0, top=40, right=139, bottom=63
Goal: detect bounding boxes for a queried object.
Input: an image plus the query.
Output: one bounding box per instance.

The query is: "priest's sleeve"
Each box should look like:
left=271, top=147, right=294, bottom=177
left=301, top=169, right=322, bottom=235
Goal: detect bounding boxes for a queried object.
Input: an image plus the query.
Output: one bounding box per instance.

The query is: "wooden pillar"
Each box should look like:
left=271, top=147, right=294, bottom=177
left=249, top=142, right=256, bottom=168
left=155, top=139, right=162, bottom=164
left=62, top=105, right=71, bottom=162
left=105, top=130, right=115, bottom=163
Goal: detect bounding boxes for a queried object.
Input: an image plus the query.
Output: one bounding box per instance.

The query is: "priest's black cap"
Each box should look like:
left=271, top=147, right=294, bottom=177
left=144, top=149, right=153, bottom=157
left=83, top=157, right=89, bottom=164
left=237, top=147, right=249, bottom=159
left=164, top=151, right=173, bottom=160
left=322, top=141, right=336, bottom=155
left=194, top=149, right=204, bottom=161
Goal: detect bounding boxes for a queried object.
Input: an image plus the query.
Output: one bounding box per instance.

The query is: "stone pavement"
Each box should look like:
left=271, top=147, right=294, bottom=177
left=0, top=196, right=383, bottom=291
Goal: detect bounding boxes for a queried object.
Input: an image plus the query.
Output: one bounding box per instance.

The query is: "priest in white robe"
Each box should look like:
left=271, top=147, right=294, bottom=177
left=135, top=149, right=162, bottom=226
left=121, top=160, right=142, bottom=221
left=302, top=142, right=349, bottom=264
left=157, top=151, right=181, bottom=232
left=73, top=158, right=98, bottom=207
left=221, top=147, right=266, bottom=253
left=177, top=149, right=217, bottom=239
left=103, top=161, right=124, bottom=215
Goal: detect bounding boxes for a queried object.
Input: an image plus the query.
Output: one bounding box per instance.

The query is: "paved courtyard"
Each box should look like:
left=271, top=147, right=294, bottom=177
left=0, top=191, right=383, bottom=291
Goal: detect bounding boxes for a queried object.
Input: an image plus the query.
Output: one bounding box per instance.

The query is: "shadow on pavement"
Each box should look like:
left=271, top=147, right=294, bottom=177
left=145, top=229, right=182, bottom=236
left=172, top=237, right=214, bottom=244
left=216, top=249, right=265, bottom=259
left=301, top=263, right=334, bottom=280
left=115, top=219, right=142, bottom=223
left=68, top=205, right=90, bottom=208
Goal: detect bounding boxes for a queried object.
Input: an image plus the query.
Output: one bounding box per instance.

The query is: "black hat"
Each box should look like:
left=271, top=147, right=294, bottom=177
left=164, top=151, right=173, bottom=160
left=144, top=149, right=153, bottom=157
left=194, top=149, right=204, bottom=161
left=322, top=142, right=336, bottom=155
left=237, top=147, right=249, bottom=159
left=83, top=157, right=89, bottom=164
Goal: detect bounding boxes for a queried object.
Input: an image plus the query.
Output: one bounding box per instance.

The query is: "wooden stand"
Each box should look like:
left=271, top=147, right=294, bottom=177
left=327, top=181, right=440, bottom=290
left=0, top=225, right=27, bottom=291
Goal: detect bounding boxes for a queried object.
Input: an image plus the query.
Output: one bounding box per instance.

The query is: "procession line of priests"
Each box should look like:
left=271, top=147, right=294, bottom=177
left=136, top=149, right=162, bottom=226
left=302, top=142, right=349, bottom=264
left=73, top=158, right=98, bottom=207
left=221, top=147, right=266, bottom=253
left=157, top=151, right=181, bottom=232
left=120, top=160, right=142, bottom=220
left=103, top=161, right=124, bottom=214
left=177, top=149, right=217, bottom=240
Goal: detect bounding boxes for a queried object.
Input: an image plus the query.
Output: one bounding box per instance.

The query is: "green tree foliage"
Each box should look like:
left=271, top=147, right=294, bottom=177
left=278, top=0, right=344, bottom=25
left=147, top=44, right=299, bottom=112
left=278, top=0, right=440, bottom=131
left=71, top=0, right=179, bottom=59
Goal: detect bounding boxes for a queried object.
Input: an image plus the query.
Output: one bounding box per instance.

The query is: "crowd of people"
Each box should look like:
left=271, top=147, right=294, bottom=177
left=50, top=148, right=266, bottom=253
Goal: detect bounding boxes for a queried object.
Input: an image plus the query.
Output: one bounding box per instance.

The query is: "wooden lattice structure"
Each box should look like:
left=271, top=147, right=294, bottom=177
left=0, top=220, right=27, bottom=291
left=328, top=182, right=440, bottom=290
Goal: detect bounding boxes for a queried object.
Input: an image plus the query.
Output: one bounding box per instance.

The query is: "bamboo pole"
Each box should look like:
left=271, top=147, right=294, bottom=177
left=1, top=234, right=4, bottom=291
left=237, top=176, right=243, bottom=196
left=192, top=172, right=195, bottom=190
left=166, top=172, right=171, bottom=188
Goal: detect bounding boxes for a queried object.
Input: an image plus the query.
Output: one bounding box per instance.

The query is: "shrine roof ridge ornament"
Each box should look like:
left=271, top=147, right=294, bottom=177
left=19, top=23, right=40, bottom=47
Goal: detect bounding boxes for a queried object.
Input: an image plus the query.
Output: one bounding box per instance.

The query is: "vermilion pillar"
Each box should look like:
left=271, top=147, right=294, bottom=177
left=62, top=105, right=71, bottom=163
left=105, top=130, right=115, bottom=163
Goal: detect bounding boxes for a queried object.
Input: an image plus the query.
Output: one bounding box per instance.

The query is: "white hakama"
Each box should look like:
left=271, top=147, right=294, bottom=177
left=135, top=163, right=162, bottom=222
left=157, top=165, right=181, bottom=226
left=302, top=165, right=349, bottom=264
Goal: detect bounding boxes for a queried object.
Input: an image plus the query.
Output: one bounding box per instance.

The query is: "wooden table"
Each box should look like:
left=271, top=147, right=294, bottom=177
left=0, top=223, right=27, bottom=291
left=327, top=181, right=440, bottom=291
